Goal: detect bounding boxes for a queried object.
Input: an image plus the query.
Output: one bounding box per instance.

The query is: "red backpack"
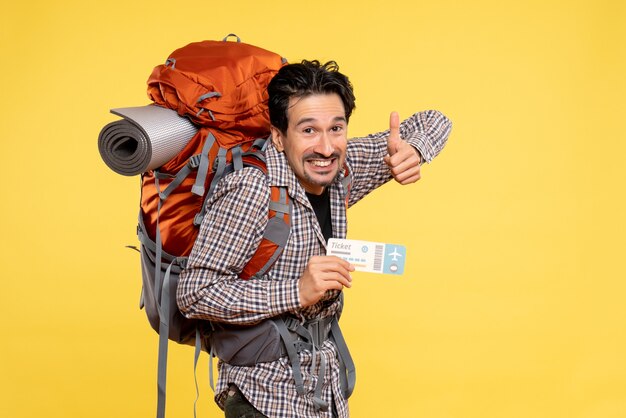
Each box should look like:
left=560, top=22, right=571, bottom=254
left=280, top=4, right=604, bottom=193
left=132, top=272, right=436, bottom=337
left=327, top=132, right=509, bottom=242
left=137, top=35, right=290, bottom=418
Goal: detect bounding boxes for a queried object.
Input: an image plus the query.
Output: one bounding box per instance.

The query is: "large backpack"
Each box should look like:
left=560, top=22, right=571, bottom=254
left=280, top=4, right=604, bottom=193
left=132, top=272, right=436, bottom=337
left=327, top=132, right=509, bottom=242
left=137, top=35, right=290, bottom=418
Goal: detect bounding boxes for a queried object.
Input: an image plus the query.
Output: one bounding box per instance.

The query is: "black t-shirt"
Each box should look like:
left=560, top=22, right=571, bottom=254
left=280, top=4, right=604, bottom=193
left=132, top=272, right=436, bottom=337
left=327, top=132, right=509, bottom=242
left=306, top=188, right=333, bottom=243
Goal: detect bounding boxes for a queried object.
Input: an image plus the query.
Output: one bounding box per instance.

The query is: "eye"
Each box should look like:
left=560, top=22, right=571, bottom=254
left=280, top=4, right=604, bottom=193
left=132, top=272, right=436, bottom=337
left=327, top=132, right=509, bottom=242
left=331, top=125, right=344, bottom=133
left=302, top=127, right=315, bottom=134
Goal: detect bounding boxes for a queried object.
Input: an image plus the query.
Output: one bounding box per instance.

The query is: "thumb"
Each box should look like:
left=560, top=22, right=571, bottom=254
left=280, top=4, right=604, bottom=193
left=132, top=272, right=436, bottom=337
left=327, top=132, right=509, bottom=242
left=387, top=111, right=401, bottom=156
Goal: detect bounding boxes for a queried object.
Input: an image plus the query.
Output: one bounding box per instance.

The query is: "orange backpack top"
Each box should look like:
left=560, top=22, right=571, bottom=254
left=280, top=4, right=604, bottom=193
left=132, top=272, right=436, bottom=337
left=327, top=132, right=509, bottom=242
left=141, top=34, right=286, bottom=258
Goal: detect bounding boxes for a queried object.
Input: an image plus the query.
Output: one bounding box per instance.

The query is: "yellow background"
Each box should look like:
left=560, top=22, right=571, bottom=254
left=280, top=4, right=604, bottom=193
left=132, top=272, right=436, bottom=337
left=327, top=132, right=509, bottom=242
left=1, top=0, right=625, bottom=417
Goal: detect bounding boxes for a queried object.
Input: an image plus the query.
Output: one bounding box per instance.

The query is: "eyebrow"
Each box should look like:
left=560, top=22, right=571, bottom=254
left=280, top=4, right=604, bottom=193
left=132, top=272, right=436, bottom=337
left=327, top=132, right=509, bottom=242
left=295, top=116, right=347, bottom=127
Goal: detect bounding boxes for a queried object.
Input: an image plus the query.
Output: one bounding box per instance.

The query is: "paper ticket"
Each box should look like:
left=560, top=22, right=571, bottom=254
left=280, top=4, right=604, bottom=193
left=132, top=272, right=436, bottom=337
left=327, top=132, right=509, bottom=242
left=326, top=238, right=406, bottom=275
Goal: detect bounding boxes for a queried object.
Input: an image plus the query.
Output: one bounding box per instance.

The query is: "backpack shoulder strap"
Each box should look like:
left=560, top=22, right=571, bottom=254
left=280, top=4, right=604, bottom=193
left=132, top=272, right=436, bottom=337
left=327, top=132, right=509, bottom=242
left=239, top=155, right=291, bottom=280
left=340, top=164, right=351, bottom=205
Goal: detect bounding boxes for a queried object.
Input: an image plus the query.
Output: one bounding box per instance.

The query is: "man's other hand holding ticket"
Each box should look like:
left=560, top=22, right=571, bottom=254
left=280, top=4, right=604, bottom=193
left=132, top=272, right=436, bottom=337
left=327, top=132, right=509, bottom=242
left=298, top=256, right=354, bottom=307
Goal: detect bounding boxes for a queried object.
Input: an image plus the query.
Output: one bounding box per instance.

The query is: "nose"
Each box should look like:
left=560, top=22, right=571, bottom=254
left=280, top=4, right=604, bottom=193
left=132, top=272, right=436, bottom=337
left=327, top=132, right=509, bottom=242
left=314, top=132, right=334, bottom=157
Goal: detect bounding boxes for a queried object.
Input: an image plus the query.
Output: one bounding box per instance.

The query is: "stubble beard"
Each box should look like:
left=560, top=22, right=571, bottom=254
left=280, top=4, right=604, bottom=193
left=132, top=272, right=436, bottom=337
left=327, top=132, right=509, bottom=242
left=302, top=151, right=343, bottom=190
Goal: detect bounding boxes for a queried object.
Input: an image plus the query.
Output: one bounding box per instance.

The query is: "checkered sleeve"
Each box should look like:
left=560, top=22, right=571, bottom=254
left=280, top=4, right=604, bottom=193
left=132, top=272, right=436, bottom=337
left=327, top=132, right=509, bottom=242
left=346, top=109, right=452, bottom=206
left=177, top=167, right=301, bottom=325
left=395, top=109, right=452, bottom=164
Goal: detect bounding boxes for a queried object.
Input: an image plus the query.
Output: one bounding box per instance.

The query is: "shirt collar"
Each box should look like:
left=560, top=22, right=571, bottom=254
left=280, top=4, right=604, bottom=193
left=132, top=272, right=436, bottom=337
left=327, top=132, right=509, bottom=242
left=266, top=142, right=311, bottom=205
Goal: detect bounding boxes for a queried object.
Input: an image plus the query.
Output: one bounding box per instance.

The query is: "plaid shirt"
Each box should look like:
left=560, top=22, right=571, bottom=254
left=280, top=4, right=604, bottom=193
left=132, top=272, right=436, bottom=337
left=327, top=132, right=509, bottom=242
left=177, top=110, right=451, bottom=417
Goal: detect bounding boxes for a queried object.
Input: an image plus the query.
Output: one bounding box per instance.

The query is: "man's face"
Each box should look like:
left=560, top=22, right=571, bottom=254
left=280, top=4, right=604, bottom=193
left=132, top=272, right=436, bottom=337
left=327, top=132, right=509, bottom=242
left=270, top=93, right=348, bottom=195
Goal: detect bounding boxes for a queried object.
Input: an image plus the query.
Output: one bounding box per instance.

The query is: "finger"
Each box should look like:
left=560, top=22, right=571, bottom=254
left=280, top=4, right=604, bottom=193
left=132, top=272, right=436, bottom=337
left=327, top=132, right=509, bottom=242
left=307, top=271, right=351, bottom=292
left=320, top=279, right=347, bottom=293
left=321, top=261, right=354, bottom=284
left=335, top=255, right=355, bottom=271
left=385, top=152, right=413, bottom=169
left=387, top=149, right=421, bottom=180
left=320, top=271, right=353, bottom=289
left=390, top=161, right=419, bottom=178
left=318, top=255, right=355, bottom=272
left=393, top=166, right=422, bottom=184
left=388, top=159, right=420, bottom=182
left=309, top=257, right=354, bottom=281
left=387, top=143, right=421, bottom=169
left=322, top=273, right=352, bottom=290
left=391, top=148, right=420, bottom=169
left=387, top=111, right=401, bottom=156
left=310, top=255, right=351, bottom=266
left=400, top=173, right=422, bottom=184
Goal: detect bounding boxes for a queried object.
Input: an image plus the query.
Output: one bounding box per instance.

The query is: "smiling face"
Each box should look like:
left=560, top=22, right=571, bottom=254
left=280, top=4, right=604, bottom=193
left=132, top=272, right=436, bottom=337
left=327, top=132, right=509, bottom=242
left=270, top=93, right=348, bottom=195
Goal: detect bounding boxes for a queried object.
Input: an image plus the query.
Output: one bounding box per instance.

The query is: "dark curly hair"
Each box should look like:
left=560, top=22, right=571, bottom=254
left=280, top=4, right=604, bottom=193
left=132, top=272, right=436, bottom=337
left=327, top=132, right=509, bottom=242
left=268, top=60, right=356, bottom=134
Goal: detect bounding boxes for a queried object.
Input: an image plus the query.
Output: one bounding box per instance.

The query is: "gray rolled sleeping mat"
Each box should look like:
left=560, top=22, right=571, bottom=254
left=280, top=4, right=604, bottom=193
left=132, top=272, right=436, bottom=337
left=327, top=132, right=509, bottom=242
left=98, top=105, right=198, bottom=176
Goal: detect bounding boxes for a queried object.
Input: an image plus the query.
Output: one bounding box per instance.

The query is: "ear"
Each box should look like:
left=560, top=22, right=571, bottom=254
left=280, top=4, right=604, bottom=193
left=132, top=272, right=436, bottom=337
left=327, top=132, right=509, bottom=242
left=270, top=125, right=285, bottom=152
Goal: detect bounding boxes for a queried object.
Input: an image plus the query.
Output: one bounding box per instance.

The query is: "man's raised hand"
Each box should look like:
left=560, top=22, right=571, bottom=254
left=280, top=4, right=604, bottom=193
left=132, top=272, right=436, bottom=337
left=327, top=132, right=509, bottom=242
left=384, top=111, right=423, bottom=184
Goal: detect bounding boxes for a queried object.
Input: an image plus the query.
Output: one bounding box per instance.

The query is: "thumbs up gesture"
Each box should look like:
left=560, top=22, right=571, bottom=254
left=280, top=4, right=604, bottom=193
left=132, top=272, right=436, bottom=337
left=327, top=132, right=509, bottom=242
left=383, top=112, right=423, bottom=184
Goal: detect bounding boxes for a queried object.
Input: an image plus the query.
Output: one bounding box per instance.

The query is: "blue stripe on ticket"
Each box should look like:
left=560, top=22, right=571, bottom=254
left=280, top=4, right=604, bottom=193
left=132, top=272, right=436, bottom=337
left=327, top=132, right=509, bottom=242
left=326, top=238, right=406, bottom=275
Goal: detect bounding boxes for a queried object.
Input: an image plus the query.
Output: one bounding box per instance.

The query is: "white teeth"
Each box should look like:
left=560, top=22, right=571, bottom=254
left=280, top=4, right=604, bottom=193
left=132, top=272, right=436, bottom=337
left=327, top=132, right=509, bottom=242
left=310, top=160, right=332, bottom=167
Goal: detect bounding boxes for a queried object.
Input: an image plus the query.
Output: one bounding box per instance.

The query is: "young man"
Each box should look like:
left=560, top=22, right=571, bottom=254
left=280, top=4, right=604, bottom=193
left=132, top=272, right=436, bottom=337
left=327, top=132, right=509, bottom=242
left=177, top=60, right=451, bottom=417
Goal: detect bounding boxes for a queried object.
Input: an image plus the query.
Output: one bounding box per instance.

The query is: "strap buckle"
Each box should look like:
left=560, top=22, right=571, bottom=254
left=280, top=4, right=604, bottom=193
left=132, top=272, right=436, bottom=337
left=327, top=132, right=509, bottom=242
left=188, top=154, right=202, bottom=169
left=175, top=257, right=188, bottom=269
left=307, top=318, right=327, bottom=347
